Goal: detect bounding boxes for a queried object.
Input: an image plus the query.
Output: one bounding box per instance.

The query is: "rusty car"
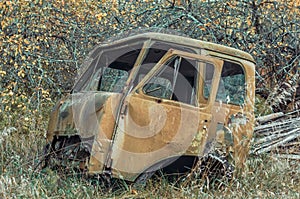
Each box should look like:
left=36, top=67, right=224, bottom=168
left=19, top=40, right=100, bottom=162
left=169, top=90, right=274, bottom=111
left=44, top=32, right=256, bottom=183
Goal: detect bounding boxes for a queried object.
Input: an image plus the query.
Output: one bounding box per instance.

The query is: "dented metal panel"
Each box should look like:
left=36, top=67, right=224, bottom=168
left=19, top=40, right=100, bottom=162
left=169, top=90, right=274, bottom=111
left=110, top=95, right=210, bottom=180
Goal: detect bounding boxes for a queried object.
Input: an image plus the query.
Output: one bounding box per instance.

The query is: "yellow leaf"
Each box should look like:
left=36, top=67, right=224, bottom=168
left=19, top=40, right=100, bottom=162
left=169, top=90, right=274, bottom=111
left=204, top=22, right=211, bottom=27
left=24, top=39, right=30, bottom=45
left=17, top=70, right=25, bottom=77
left=0, top=70, right=6, bottom=76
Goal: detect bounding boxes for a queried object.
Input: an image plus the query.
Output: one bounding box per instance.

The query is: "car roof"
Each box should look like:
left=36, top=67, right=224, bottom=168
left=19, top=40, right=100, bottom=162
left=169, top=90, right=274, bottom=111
left=73, top=32, right=255, bottom=92
left=93, top=32, right=255, bottom=64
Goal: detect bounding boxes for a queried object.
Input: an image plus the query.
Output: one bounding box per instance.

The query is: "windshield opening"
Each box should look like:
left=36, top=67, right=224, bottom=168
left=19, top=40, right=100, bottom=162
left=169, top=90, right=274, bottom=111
left=73, top=42, right=143, bottom=92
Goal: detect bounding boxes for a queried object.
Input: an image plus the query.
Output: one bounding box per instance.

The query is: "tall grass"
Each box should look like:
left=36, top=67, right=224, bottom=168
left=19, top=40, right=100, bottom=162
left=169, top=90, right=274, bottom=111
left=0, top=124, right=299, bottom=198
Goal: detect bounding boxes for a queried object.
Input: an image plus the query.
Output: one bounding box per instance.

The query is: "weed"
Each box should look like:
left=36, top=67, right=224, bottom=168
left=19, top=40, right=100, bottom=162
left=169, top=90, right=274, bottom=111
left=0, top=121, right=299, bottom=198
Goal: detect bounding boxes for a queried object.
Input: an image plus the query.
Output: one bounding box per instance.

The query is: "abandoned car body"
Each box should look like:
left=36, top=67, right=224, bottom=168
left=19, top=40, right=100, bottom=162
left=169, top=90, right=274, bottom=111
left=45, top=32, right=256, bottom=182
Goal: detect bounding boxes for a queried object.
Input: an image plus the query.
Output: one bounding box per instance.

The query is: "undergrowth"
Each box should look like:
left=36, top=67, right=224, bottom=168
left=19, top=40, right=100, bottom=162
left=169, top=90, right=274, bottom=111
left=0, top=121, right=299, bottom=198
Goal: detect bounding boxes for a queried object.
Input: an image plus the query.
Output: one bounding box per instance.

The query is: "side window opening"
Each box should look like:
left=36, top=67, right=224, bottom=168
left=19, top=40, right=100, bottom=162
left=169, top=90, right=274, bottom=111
left=142, top=56, right=199, bottom=106
left=217, top=61, right=246, bottom=105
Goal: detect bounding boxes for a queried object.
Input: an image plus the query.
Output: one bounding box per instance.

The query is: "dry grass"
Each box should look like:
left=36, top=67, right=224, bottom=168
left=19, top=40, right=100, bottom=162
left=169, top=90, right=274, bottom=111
left=0, top=124, right=299, bottom=199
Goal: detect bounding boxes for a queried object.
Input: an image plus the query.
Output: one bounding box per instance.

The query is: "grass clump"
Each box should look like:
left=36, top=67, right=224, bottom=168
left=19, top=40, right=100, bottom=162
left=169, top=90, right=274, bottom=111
left=0, top=121, right=299, bottom=198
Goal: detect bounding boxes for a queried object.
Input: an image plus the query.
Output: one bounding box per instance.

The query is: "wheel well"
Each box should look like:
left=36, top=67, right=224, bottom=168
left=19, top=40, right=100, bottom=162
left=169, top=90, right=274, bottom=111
left=134, top=155, right=199, bottom=183
left=160, top=156, right=199, bottom=175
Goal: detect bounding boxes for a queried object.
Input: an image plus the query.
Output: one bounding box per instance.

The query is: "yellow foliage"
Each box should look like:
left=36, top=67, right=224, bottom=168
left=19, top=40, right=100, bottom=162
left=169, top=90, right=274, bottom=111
left=0, top=0, right=299, bottom=128
left=0, top=70, right=6, bottom=76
